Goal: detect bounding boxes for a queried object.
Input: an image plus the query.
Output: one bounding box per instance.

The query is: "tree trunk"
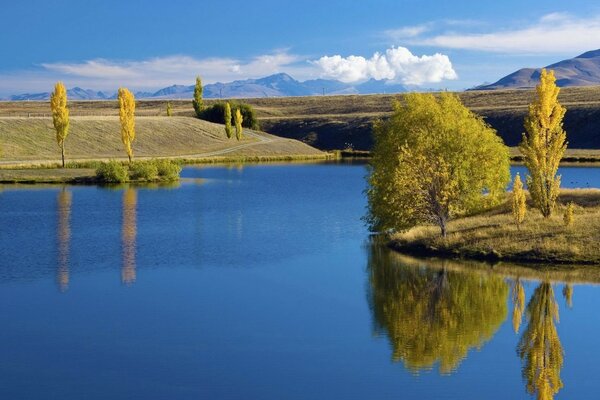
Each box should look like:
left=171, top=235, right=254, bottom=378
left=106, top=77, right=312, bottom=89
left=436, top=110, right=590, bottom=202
left=61, top=144, right=65, bottom=168
left=439, top=216, right=448, bottom=238
left=128, top=154, right=132, bottom=163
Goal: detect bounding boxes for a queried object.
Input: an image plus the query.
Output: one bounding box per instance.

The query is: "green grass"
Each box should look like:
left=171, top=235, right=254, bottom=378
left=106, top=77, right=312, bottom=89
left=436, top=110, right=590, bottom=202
left=390, top=189, right=600, bottom=265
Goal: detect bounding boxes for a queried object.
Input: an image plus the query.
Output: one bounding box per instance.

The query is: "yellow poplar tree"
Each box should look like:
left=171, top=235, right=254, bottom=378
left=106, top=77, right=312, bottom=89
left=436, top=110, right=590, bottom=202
left=234, top=108, right=243, bottom=140
left=118, top=88, right=136, bottom=162
left=50, top=82, right=70, bottom=167
left=192, top=76, right=203, bottom=117
left=166, top=101, right=172, bottom=117
left=224, top=102, right=233, bottom=139
left=563, top=202, right=574, bottom=226
left=512, top=173, right=526, bottom=228
left=520, top=69, right=567, bottom=218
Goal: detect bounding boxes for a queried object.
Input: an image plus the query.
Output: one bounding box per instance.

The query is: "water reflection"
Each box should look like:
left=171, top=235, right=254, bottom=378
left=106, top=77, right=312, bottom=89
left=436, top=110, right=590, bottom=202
left=367, top=245, right=509, bottom=374
left=512, top=278, right=526, bottom=333
left=517, top=282, right=563, bottom=400
left=56, top=188, right=72, bottom=292
left=368, top=245, right=569, bottom=399
left=121, top=188, right=137, bottom=285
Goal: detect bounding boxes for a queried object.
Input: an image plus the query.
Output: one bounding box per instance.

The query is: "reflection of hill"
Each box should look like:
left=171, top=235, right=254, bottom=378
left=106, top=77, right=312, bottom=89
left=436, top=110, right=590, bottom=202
left=121, top=188, right=137, bottom=285
left=367, top=245, right=508, bottom=374
left=56, top=188, right=72, bottom=292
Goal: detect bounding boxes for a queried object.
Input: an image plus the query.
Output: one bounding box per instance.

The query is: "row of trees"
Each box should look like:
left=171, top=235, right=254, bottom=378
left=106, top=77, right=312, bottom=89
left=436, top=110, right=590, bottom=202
left=49, top=75, right=249, bottom=166
left=367, top=68, right=569, bottom=237
left=50, top=82, right=137, bottom=166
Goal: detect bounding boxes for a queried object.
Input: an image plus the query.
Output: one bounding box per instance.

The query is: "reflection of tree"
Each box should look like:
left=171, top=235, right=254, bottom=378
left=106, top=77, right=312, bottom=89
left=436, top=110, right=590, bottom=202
left=562, top=284, right=573, bottom=308
left=121, top=188, right=137, bottom=285
left=56, top=188, right=72, bottom=292
left=512, top=278, right=526, bottom=333
left=517, top=282, right=563, bottom=400
left=367, top=245, right=508, bottom=374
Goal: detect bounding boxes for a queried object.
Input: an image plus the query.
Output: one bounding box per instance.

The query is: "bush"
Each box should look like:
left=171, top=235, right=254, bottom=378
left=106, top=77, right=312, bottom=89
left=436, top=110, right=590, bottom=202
left=96, top=160, right=128, bottom=183
left=199, top=102, right=259, bottom=129
left=129, top=161, right=159, bottom=181
left=155, top=159, right=182, bottom=181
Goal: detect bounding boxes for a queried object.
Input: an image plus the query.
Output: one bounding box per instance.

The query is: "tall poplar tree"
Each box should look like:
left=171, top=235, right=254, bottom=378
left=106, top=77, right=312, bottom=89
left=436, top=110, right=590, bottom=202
left=520, top=69, right=567, bottom=218
left=224, top=102, right=233, bottom=139
left=118, top=88, right=136, bottom=162
left=234, top=108, right=243, bottom=140
left=512, top=173, right=526, bottom=228
left=192, top=76, right=204, bottom=117
left=50, top=82, right=70, bottom=167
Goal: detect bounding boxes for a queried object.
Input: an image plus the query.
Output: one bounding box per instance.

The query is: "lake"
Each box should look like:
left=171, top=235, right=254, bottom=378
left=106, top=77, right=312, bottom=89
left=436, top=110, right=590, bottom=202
left=0, top=162, right=599, bottom=399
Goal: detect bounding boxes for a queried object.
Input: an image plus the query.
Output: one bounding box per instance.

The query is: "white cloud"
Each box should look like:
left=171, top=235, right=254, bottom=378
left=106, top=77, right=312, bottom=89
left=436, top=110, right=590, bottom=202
left=384, top=24, right=431, bottom=40
left=413, top=13, right=600, bottom=54
left=313, top=46, right=457, bottom=85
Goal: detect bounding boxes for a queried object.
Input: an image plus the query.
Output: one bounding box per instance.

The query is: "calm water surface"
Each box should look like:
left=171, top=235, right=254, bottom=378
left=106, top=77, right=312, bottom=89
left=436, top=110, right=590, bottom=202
left=0, top=163, right=599, bottom=399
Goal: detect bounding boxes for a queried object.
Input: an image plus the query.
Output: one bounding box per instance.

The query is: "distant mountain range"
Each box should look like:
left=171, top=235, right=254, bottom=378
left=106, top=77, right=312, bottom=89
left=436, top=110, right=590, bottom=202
left=475, top=49, right=600, bottom=90
left=4, top=73, right=408, bottom=101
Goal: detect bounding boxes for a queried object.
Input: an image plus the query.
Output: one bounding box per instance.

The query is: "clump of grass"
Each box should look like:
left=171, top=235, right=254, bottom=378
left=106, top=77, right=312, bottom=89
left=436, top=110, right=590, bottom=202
left=129, top=161, right=159, bottom=181
left=96, top=160, right=128, bottom=183
left=95, top=159, right=182, bottom=184
left=155, top=159, right=182, bottom=181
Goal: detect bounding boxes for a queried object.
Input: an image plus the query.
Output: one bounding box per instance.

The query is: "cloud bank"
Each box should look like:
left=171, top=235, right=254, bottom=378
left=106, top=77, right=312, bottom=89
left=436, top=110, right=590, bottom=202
left=313, top=46, right=457, bottom=85
left=406, top=13, right=600, bottom=54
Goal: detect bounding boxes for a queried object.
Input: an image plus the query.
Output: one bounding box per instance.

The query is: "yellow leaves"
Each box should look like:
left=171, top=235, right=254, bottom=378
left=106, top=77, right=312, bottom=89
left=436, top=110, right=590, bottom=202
left=118, top=87, right=136, bottom=162
left=50, top=82, right=70, bottom=166
left=512, top=173, right=527, bottom=227
left=563, top=202, right=574, bottom=227
left=234, top=107, right=243, bottom=140
left=520, top=69, right=567, bottom=218
left=366, top=92, right=510, bottom=234
left=224, top=102, right=233, bottom=139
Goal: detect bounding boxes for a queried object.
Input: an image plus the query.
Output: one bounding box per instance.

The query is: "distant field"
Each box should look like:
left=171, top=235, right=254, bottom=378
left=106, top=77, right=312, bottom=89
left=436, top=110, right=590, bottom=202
left=2, top=86, right=600, bottom=151
left=0, top=116, right=324, bottom=166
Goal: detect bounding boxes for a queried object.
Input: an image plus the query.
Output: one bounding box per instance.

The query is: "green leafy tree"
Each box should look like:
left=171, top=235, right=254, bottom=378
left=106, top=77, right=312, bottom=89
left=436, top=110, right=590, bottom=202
left=520, top=69, right=567, bottom=218
left=366, top=92, right=510, bottom=236
left=224, top=102, right=233, bottom=139
left=367, top=244, right=508, bottom=374
left=50, top=82, right=70, bottom=167
left=234, top=107, right=243, bottom=140
left=192, top=76, right=204, bottom=117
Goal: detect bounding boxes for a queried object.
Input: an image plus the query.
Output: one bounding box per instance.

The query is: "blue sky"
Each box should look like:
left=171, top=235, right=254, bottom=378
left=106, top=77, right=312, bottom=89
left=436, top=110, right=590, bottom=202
left=3, top=0, right=600, bottom=95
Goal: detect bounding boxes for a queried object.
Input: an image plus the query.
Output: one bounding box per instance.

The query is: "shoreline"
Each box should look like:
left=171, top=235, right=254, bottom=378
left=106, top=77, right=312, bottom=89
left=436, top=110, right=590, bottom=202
left=387, top=189, right=600, bottom=268
left=0, top=153, right=336, bottom=184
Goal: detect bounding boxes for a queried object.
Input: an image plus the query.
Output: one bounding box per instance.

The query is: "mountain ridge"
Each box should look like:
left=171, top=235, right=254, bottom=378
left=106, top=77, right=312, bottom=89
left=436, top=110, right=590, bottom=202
left=475, top=49, right=600, bottom=90
left=4, top=73, right=408, bottom=101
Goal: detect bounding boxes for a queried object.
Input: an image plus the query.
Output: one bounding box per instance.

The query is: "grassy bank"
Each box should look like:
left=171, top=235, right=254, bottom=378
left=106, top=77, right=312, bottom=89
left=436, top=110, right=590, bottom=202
left=389, top=189, right=600, bottom=265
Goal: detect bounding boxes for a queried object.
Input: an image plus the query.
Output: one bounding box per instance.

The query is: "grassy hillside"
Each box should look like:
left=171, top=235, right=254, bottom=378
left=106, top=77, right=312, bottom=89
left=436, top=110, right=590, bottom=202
left=0, top=116, right=324, bottom=165
left=2, top=86, right=600, bottom=151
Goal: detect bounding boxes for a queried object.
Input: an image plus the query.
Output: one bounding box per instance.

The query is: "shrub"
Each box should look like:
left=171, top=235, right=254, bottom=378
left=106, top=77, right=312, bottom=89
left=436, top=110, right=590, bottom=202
left=96, top=160, right=128, bottom=183
left=155, top=159, right=182, bottom=181
left=129, top=160, right=159, bottom=181
left=563, top=202, right=574, bottom=226
left=199, top=102, right=259, bottom=129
